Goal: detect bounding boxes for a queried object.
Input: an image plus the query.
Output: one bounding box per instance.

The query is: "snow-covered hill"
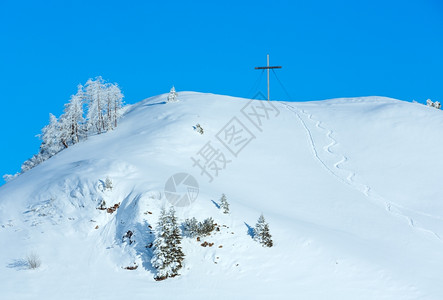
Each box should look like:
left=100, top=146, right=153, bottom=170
left=1, top=92, right=443, bottom=299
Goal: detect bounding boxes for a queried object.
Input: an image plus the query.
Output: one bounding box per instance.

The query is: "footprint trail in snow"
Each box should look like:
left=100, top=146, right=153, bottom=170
left=282, top=103, right=442, bottom=242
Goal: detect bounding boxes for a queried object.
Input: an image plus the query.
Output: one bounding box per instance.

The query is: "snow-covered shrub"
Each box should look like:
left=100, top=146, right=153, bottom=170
left=151, top=207, right=184, bottom=280
left=21, top=154, right=44, bottom=173
left=220, top=194, right=229, bottom=214
left=167, top=86, right=178, bottom=103
left=3, top=173, right=19, bottom=183
left=182, top=217, right=199, bottom=237
left=182, top=217, right=215, bottom=237
left=427, top=99, right=441, bottom=109
left=199, top=217, right=215, bottom=236
left=105, top=177, right=113, bottom=190
left=26, top=253, right=41, bottom=269
left=253, top=214, right=273, bottom=248
left=98, top=199, right=106, bottom=210
left=194, top=123, right=204, bottom=135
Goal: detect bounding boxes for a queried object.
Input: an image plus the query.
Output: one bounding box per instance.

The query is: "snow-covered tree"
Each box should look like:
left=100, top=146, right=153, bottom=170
left=17, top=76, right=124, bottom=175
left=220, top=194, right=229, bottom=214
left=20, top=154, right=44, bottom=173
left=39, top=113, right=63, bottom=158
left=85, top=77, right=123, bottom=133
left=21, top=113, right=64, bottom=172
left=85, top=76, right=106, bottom=134
left=167, top=86, right=178, bottom=103
left=59, top=85, right=85, bottom=145
left=151, top=207, right=184, bottom=280
left=104, top=177, right=113, bottom=190
left=2, top=173, right=19, bottom=182
left=427, top=99, right=441, bottom=109
left=111, top=83, right=124, bottom=127
left=253, top=214, right=273, bottom=247
left=105, top=83, right=124, bottom=130
left=168, top=207, right=185, bottom=272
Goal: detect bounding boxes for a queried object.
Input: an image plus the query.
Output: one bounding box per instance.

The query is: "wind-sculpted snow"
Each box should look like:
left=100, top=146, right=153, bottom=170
left=0, top=92, right=443, bottom=299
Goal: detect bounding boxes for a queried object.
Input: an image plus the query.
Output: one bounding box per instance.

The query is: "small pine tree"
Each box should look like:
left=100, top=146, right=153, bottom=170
left=151, top=207, right=184, bottom=280
left=220, top=194, right=229, bottom=214
left=254, top=214, right=273, bottom=247
left=167, top=86, right=178, bottom=103
left=168, top=207, right=184, bottom=275
left=151, top=208, right=170, bottom=280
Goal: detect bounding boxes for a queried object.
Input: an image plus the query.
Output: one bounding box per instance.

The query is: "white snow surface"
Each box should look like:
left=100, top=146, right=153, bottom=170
left=1, top=92, right=443, bottom=299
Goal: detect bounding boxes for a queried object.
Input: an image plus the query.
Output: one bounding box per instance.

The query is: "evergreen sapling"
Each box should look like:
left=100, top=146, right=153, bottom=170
left=220, top=194, right=229, bottom=214
left=254, top=214, right=273, bottom=247
left=151, top=207, right=184, bottom=280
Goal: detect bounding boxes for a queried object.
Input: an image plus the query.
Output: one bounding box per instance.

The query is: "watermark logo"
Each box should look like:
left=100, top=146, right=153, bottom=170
left=164, top=173, right=199, bottom=207
left=216, top=117, right=255, bottom=157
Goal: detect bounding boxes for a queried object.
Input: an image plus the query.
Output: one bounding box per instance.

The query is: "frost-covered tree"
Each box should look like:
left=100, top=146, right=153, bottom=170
left=39, top=113, right=64, bottom=158
left=111, top=83, right=124, bottom=127
left=17, top=76, right=125, bottom=175
left=104, top=83, right=124, bottom=130
left=59, top=85, right=85, bottom=145
left=85, top=76, right=106, bottom=134
left=151, top=207, right=184, bottom=280
left=253, top=214, right=273, bottom=247
left=220, top=194, right=229, bottom=214
left=21, top=113, right=64, bottom=172
left=167, top=86, right=178, bottom=103
left=85, top=77, right=123, bottom=133
left=20, top=154, right=44, bottom=173
left=3, top=173, right=19, bottom=182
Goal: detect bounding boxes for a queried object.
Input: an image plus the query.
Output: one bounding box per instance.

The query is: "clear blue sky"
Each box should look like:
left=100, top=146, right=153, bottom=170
left=1, top=0, right=442, bottom=181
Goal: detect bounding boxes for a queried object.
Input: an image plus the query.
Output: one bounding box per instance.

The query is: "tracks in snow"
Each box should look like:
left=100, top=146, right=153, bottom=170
left=282, top=103, right=442, bottom=242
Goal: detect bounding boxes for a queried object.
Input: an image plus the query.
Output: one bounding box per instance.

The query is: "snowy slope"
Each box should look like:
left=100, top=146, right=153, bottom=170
left=1, top=92, right=443, bottom=300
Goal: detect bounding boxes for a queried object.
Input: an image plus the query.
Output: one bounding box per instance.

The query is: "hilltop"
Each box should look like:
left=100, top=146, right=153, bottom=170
left=1, top=92, right=443, bottom=299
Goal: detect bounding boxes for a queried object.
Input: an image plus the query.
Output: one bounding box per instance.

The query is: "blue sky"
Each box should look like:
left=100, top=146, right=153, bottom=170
left=1, top=0, right=442, bottom=181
